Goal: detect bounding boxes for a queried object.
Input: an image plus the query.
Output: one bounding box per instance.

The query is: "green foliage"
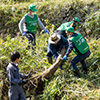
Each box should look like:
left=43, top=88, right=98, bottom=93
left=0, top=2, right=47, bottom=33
left=0, top=23, right=100, bottom=100
left=0, top=0, right=100, bottom=100
left=85, top=11, right=100, bottom=37
left=0, top=0, right=98, bottom=36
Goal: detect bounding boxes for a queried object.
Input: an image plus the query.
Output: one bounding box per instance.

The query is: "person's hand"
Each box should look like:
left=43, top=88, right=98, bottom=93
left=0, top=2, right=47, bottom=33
left=63, top=55, right=67, bottom=61
left=44, top=29, right=49, bottom=34
left=28, top=73, right=32, bottom=78
left=22, top=79, right=29, bottom=84
left=22, top=32, right=26, bottom=36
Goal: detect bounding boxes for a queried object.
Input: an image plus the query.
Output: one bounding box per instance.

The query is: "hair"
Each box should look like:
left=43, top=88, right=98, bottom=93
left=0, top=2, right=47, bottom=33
left=10, top=51, right=20, bottom=62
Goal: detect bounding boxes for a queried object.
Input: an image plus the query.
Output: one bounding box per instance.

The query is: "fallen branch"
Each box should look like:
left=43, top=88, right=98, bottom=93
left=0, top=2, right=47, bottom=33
left=27, top=47, right=66, bottom=95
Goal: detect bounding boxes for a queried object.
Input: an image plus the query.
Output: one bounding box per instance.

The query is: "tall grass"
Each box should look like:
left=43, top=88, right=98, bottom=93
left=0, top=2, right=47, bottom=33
left=0, top=34, right=100, bottom=99
left=0, top=0, right=100, bottom=99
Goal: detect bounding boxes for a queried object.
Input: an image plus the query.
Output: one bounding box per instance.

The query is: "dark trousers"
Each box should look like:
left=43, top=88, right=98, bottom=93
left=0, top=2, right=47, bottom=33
left=46, top=47, right=53, bottom=58
left=26, top=32, right=36, bottom=46
left=71, top=50, right=91, bottom=71
left=8, top=86, right=26, bottom=100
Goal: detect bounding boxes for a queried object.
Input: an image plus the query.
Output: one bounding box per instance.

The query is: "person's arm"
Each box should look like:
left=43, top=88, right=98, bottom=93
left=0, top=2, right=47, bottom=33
left=19, top=72, right=32, bottom=79
left=18, top=16, right=26, bottom=33
left=65, top=40, right=74, bottom=56
left=37, top=17, right=49, bottom=34
left=50, top=44, right=58, bottom=60
left=7, top=68, right=22, bottom=85
left=19, top=73, right=28, bottom=79
left=61, top=36, right=69, bottom=49
left=37, top=17, right=46, bottom=30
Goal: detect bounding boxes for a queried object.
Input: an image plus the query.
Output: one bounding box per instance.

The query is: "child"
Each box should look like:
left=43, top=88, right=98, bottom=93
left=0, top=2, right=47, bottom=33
left=7, top=51, right=31, bottom=100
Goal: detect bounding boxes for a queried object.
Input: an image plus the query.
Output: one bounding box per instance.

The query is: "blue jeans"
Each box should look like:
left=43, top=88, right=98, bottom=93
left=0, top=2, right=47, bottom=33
left=71, top=50, right=91, bottom=71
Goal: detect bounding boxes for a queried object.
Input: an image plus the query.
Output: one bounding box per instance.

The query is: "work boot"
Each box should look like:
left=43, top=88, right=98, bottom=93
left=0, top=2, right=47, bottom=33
left=73, top=70, right=81, bottom=78
left=47, top=57, right=53, bottom=64
left=83, top=67, right=88, bottom=74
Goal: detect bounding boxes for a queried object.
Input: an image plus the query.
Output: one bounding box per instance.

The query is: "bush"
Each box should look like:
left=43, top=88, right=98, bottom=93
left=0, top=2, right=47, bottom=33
left=85, top=10, right=100, bottom=37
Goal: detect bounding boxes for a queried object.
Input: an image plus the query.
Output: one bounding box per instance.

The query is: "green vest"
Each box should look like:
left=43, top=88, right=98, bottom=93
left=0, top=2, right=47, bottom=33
left=25, top=14, right=38, bottom=33
left=57, top=21, right=74, bottom=31
left=69, top=33, right=89, bottom=55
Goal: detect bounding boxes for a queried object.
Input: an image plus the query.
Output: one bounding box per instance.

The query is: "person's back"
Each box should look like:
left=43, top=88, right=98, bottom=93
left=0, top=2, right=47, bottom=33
left=57, top=21, right=73, bottom=31
left=55, top=17, right=80, bottom=38
left=47, top=33, right=69, bottom=63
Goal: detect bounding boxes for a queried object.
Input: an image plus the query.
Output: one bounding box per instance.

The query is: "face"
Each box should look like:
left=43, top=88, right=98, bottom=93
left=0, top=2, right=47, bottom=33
left=66, top=31, right=74, bottom=38
left=66, top=31, right=71, bottom=36
left=29, top=10, right=34, bottom=16
left=16, top=58, right=19, bottom=63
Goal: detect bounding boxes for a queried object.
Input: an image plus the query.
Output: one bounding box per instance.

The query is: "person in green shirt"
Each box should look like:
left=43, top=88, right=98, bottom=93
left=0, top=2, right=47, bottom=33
left=19, top=4, right=49, bottom=49
left=63, top=27, right=91, bottom=77
left=55, top=17, right=80, bottom=38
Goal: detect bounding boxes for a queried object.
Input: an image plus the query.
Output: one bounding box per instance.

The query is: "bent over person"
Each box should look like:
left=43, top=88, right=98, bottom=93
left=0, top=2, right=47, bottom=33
left=19, top=4, right=49, bottom=49
left=55, top=17, right=80, bottom=38
left=63, top=27, right=91, bottom=77
left=46, top=33, right=69, bottom=69
left=7, top=51, right=32, bottom=100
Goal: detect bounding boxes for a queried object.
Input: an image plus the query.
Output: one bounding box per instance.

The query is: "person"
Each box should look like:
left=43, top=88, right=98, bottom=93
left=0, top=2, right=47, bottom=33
left=55, top=17, right=80, bottom=38
left=18, top=4, right=49, bottom=49
left=63, top=27, right=91, bottom=77
left=7, top=51, right=32, bottom=100
left=46, top=33, right=69, bottom=69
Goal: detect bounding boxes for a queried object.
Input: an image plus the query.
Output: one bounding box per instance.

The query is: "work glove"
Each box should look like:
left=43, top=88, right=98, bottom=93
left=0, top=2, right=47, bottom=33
left=44, top=29, right=49, bottom=34
left=22, top=79, right=29, bottom=84
left=63, top=55, right=67, bottom=61
left=22, top=32, right=26, bottom=36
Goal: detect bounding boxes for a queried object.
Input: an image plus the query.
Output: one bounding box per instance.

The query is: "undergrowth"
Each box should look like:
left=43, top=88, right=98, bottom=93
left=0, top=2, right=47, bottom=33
left=0, top=33, right=100, bottom=99
left=0, top=0, right=100, bottom=100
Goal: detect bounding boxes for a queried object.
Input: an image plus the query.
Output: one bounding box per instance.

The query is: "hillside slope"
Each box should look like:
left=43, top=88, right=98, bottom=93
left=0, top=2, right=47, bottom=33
left=0, top=0, right=100, bottom=100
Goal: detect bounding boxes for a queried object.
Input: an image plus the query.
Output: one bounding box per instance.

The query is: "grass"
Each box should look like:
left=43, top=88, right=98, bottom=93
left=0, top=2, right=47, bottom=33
left=0, top=34, right=100, bottom=99
left=0, top=0, right=100, bottom=99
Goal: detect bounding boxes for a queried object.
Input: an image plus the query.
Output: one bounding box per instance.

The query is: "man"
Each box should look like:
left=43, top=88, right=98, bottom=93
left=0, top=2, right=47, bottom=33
left=63, top=27, right=91, bottom=77
left=55, top=17, right=80, bottom=38
left=7, top=51, right=32, bottom=100
left=19, top=4, right=49, bottom=49
left=46, top=33, right=69, bottom=69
